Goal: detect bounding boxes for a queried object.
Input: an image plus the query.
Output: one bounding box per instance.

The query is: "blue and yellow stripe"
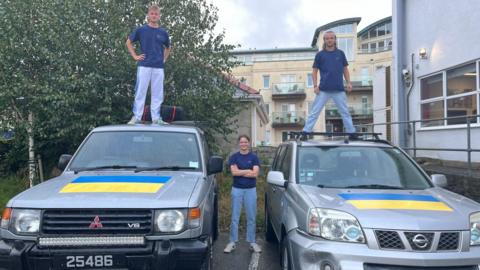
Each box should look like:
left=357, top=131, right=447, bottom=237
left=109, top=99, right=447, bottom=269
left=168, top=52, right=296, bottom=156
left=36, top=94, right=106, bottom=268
left=60, top=176, right=171, bottom=193
left=339, top=193, right=452, bottom=211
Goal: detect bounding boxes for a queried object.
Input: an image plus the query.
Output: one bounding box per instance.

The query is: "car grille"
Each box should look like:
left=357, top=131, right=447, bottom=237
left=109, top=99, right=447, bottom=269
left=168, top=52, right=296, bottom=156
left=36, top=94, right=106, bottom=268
left=375, top=230, right=460, bottom=252
left=438, top=232, right=460, bottom=250
left=42, top=209, right=152, bottom=235
left=404, top=232, right=434, bottom=251
left=375, top=230, right=404, bottom=249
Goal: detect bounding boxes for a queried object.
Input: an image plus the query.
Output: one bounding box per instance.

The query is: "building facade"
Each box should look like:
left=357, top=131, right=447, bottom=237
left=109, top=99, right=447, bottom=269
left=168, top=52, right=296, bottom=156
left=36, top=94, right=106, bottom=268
left=391, top=0, right=480, bottom=162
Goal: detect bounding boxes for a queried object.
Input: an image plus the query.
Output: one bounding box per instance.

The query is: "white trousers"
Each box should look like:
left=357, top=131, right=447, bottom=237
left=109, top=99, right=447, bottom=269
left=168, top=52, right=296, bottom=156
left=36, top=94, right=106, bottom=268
left=132, top=66, right=164, bottom=121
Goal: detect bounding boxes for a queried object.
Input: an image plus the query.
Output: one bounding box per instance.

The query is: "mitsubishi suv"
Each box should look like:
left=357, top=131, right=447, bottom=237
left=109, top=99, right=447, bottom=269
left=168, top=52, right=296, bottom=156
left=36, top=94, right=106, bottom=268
left=264, top=133, right=480, bottom=270
left=0, top=124, right=223, bottom=270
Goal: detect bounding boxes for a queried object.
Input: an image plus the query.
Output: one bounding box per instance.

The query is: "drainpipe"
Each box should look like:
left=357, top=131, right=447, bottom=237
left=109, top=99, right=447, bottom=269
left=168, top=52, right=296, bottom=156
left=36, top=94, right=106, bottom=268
left=406, top=53, right=415, bottom=135
left=393, top=0, right=407, bottom=148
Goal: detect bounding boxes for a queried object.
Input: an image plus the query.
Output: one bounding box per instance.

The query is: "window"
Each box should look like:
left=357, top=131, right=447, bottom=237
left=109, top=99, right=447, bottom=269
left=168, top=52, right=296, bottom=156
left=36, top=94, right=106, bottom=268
left=386, top=22, right=392, bottom=34
left=328, top=24, right=353, bottom=34
left=369, top=42, right=377, bottom=53
left=377, top=25, right=386, bottom=36
left=378, top=41, right=385, bottom=50
left=308, top=102, right=313, bottom=114
left=280, top=146, right=292, bottom=179
left=263, top=75, right=270, bottom=89
left=265, top=103, right=270, bottom=116
left=420, top=61, right=480, bottom=127
left=369, top=28, right=377, bottom=39
left=447, top=63, right=476, bottom=96
left=281, top=74, right=296, bottom=83
left=307, top=73, right=313, bottom=87
left=337, top=38, right=353, bottom=61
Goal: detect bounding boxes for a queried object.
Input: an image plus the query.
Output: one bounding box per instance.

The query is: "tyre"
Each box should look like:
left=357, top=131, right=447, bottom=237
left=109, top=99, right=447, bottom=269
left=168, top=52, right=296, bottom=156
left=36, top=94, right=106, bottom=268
left=213, top=197, right=219, bottom=241
left=264, top=199, right=276, bottom=242
left=201, top=234, right=213, bottom=270
left=280, top=235, right=292, bottom=270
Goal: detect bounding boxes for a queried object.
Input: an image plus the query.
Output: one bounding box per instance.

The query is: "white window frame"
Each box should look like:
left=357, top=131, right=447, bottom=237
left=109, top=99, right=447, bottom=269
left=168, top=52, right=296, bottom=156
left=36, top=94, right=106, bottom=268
left=307, top=73, right=313, bottom=88
left=419, top=60, right=480, bottom=130
left=263, top=75, right=270, bottom=89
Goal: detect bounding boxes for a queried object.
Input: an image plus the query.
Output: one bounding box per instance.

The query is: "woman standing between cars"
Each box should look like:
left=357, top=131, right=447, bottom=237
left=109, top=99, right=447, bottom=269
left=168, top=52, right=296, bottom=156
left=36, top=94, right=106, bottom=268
left=224, top=135, right=262, bottom=253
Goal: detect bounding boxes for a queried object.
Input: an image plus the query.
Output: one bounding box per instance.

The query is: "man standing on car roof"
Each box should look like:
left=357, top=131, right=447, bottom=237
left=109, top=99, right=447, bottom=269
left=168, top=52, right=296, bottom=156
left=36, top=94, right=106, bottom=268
left=126, top=4, right=171, bottom=125
left=303, top=31, right=356, bottom=136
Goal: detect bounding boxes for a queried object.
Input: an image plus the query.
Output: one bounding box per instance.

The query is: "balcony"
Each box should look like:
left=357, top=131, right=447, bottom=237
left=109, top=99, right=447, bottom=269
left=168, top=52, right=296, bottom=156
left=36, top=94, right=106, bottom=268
left=348, top=75, right=373, bottom=89
left=272, top=82, right=306, bottom=100
left=325, top=105, right=373, bottom=120
left=272, top=111, right=306, bottom=128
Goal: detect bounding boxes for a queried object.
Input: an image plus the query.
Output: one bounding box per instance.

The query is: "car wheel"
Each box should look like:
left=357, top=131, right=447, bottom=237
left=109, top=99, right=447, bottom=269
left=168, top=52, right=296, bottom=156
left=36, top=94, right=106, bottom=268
left=201, top=234, right=213, bottom=270
left=280, top=236, right=292, bottom=270
left=213, top=197, right=219, bottom=241
left=264, top=200, right=276, bottom=242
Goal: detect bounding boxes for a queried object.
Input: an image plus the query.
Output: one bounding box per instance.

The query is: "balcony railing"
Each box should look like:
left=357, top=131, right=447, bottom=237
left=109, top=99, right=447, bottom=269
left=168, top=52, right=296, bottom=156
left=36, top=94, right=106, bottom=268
left=348, top=75, right=373, bottom=88
left=272, top=82, right=305, bottom=95
left=272, top=111, right=306, bottom=127
left=325, top=105, right=373, bottom=119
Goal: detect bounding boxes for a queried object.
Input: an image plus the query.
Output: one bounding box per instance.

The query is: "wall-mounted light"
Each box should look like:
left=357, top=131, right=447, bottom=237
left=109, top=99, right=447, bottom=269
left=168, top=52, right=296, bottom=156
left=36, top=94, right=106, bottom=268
left=419, top=48, right=428, bottom=59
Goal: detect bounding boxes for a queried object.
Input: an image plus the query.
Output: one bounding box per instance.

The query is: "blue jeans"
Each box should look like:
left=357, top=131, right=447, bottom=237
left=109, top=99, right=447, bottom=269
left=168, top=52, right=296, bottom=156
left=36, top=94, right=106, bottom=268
left=229, top=187, right=257, bottom=243
left=303, top=91, right=355, bottom=133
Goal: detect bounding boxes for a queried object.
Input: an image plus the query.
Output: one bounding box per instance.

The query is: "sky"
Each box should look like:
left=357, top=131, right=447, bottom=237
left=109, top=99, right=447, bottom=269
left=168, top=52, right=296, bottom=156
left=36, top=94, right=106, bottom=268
left=209, top=0, right=392, bottom=50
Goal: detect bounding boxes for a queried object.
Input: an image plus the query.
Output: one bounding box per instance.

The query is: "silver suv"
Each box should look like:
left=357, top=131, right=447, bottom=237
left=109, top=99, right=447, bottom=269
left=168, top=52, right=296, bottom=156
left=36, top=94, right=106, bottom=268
left=264, top=133, right=480, bottom=270
left=0, top=124, right=223, bottom=270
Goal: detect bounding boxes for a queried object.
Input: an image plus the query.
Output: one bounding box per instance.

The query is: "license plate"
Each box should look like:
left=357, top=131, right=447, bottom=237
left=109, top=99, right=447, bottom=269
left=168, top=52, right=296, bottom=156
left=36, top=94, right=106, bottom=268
left=54, top=254, right=126, bottom=269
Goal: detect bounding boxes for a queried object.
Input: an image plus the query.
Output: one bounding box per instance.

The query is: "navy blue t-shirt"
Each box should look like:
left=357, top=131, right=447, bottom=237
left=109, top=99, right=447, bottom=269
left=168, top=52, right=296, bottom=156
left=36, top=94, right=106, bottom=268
left=128, top=25, right=170, bottom=68
left=229, top=151, right=260, bottom=189
left=312, top=49, right=348, bottom=92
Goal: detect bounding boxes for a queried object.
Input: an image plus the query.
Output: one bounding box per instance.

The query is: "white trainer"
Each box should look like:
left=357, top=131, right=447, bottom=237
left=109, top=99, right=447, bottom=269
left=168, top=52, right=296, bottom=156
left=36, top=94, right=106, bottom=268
left=250, top=243, right=262, bottom=253
left=223, top=242, right=236, bottom=253
left=128, top=117, right=140, bottom=125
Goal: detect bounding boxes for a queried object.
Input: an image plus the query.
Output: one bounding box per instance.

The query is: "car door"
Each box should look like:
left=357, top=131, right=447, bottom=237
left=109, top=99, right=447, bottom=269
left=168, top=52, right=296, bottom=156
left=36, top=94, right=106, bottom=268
left=271, top=144, right=292, bottom=234
left=267, top=145, right=285, bottom=233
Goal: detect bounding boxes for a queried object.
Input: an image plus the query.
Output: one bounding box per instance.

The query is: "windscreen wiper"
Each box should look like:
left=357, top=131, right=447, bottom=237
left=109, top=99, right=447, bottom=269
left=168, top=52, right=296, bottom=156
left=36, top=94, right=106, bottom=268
left=343, top=184, right=405, bottom=190
left=134, top=166, right=198, bottom=173
left=73, top=165, right=138, bottom=174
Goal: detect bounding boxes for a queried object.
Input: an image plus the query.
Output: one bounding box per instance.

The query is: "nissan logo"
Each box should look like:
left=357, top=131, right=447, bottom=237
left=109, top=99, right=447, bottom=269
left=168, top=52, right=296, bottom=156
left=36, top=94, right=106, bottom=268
left=412, top=234, right=429, bottom=249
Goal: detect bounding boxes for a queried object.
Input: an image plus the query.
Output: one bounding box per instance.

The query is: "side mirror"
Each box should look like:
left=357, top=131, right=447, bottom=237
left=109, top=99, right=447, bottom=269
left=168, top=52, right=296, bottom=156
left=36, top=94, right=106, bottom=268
left=267, top=171, right=288, bottom=188
left=207, top=156, right=223, bottom=175
left=431, top=174, right=448, bottom=188
left=57, top=154, right=73, bottom=171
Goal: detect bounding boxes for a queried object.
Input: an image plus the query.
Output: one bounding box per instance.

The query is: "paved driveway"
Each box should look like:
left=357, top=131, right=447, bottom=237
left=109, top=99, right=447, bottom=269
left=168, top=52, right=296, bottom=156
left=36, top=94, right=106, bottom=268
left=213, top=232, right=281, bottom=270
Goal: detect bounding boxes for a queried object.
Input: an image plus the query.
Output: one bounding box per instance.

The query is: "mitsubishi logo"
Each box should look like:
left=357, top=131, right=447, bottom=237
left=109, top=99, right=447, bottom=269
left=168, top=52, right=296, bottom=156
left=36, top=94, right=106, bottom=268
left=89, top=216, right=103, bottom=229
left=412, top=234, right=429, bottom=249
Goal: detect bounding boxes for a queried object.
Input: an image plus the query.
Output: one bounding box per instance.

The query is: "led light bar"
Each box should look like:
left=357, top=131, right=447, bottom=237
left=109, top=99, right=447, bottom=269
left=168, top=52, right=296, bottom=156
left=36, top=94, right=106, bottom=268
left=38, top=236, right=145, bottom=247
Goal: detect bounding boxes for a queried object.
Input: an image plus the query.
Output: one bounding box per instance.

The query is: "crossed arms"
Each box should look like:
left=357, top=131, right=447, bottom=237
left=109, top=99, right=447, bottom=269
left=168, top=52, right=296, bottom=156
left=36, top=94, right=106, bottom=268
left=230, top=164, right=259, bottom=178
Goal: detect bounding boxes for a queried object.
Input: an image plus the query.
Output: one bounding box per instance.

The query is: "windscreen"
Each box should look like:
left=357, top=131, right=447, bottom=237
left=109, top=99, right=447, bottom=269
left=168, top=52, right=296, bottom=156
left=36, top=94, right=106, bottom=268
left=69, top=131, right=202, bottom=171
left=297, top=146, right=431, bottom=190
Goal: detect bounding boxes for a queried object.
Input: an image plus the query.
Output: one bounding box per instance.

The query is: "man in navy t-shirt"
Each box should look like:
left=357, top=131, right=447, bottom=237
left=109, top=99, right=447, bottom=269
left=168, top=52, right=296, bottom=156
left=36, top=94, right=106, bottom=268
left=303, top=30, right=355, bottom=136
left=126, top=4, right=171, bottom=125
left=224, top=135, right=262, bottom=253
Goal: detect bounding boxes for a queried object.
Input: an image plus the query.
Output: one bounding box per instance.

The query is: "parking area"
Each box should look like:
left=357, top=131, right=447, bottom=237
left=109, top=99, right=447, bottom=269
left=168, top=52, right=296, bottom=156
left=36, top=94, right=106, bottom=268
left=213, top=232, right=280, bottom=270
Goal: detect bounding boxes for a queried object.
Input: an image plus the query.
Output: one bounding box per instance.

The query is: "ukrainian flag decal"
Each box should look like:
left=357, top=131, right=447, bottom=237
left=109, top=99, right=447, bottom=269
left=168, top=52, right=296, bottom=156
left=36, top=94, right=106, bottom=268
left=339, top=193, right=453, bottom=211
left=60, top=176, right=171, bottom=193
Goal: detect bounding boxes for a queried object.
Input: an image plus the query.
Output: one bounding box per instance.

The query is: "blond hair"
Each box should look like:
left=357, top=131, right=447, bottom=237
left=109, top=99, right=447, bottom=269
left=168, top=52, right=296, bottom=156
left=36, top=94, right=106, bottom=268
left=148, top=4, right=160, bottom=12
left=322, top=31, right=337, bottom=50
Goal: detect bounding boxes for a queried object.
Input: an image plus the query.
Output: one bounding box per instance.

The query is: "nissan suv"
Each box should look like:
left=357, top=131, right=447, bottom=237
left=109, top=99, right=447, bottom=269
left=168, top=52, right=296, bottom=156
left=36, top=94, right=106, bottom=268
left=264, top=133, right=480, bottom=270
left=0, top=124, right=223, bottom=270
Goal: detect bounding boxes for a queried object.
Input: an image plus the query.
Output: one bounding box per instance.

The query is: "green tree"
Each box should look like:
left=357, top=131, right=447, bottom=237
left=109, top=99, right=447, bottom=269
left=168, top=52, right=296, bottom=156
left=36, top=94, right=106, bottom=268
left=0, top=0, right=239, bottom=175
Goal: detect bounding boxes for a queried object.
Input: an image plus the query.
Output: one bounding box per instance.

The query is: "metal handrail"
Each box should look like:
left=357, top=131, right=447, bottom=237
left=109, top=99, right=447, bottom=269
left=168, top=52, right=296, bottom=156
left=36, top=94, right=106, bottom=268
left=356, top=114, right=480, bottom=176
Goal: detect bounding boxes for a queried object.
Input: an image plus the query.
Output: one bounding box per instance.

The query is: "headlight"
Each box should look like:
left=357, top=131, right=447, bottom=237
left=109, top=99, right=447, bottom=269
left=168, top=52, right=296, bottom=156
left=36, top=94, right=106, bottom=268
left=10, top=209, right=41, bottom=235
left=470, top=212, right=480, bottom=245
left=307, top=208, right=365, bottom=243
left=154, top=210, right=185, bottom=233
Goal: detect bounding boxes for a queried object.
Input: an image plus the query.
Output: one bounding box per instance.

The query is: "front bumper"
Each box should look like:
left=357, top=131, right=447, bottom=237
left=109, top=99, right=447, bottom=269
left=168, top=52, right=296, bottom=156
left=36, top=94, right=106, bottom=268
left=0, top=237, right=208, bottom=270
left=288, top=229, right=480, bottom=270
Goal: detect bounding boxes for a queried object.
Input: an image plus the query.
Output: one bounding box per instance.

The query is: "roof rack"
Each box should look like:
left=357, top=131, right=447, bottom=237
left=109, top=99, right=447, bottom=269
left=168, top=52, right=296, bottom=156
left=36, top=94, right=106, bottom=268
left=288, top=132, right=386, bottom=143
